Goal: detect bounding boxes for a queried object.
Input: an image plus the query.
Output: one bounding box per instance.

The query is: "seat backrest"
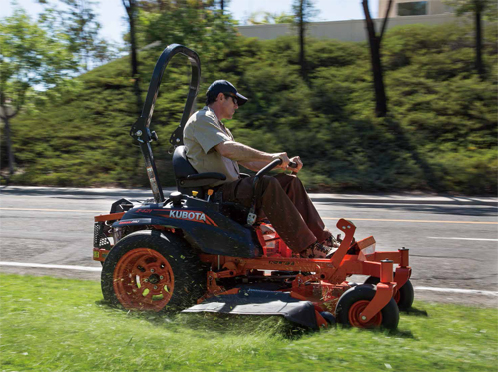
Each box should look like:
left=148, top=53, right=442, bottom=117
left=172, top=145, right=205, bottom=197
left=173, top=145, right=197, bottom=179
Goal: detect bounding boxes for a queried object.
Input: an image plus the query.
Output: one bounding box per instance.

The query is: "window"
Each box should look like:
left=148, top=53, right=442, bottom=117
left=397, top=1, right=428, bottom=16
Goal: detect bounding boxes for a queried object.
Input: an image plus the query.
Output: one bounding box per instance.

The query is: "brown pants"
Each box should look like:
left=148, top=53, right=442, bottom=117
left=220, top=173, right=331, bottom=253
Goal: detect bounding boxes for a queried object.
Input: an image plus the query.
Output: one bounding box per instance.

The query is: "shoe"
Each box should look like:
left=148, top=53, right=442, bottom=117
left=300, top=242, right=336, bottom=259
left=324, top=235, right=358, bottom=254
left=322, top=235, right=340, bottom=248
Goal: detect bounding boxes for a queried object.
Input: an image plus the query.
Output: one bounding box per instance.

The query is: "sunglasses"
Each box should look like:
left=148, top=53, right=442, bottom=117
left=224, top=93, right=238, bottom=105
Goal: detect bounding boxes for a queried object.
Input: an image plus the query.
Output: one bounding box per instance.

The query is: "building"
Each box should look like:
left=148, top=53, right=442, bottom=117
left=237, top=0, right=458, bottom=42
left=237, top=15, right=457, bottom=42
left=379, top=0, right=453, bottom=17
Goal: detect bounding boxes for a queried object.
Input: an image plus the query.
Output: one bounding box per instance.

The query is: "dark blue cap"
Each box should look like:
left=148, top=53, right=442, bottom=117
left=207, top=80, right=248, bottom=106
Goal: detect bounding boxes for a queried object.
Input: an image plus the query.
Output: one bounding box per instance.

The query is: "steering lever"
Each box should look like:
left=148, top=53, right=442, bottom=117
left=246, top=159, right=298, bottom=226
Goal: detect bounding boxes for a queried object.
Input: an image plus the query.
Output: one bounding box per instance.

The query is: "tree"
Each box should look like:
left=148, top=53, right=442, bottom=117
left=362, top=0, right=393, bottom=117
left=0, top=8, right=75, bottom=175
left=37, top=0, right=114, bottom=72
left=246, top=11, right=294, bottom=25
left=292, top=0, right=316, bottom=82
left=444, top=0, right=498, bottom=79
left=60, top=0, right=101, bottom=71
left=122, top=0, right=143, bottom=112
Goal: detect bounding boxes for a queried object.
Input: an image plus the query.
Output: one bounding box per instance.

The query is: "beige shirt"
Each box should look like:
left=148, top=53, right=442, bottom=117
left=184, top=106, right=240, bottom=187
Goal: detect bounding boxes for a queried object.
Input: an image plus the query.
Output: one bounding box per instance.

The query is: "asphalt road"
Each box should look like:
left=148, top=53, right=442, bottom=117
left=1, top=187, right=497, bottom=307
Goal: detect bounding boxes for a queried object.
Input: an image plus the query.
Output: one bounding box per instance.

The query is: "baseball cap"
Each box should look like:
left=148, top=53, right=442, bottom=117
left=207, top=80, right=248, bottom=106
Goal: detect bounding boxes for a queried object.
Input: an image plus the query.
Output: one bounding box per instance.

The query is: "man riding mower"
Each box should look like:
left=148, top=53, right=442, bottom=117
left=93, top=44, right=414, bottom=330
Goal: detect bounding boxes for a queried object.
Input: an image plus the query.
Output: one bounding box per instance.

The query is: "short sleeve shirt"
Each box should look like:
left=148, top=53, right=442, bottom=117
left=184, top=106, right=240, bottom=187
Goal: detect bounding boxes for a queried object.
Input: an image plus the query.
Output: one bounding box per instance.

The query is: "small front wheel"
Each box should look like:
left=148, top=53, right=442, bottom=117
left=364, top=276, right=414, bottom=311
left=336, top=284, right=399, bottom=330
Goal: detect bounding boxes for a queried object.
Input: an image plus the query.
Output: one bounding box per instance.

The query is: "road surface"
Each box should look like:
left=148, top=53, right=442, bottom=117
left=1, top=187, right=497, bottom=307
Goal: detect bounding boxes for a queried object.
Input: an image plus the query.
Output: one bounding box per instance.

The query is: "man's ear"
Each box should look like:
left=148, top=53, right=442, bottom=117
left=216, top=92, right=225, bottom=102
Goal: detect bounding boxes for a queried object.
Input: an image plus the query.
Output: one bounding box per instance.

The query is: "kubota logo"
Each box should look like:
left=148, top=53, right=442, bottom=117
left=161, top=210, right=218, bottom=227
left=169, top=210, right=206, bottom=221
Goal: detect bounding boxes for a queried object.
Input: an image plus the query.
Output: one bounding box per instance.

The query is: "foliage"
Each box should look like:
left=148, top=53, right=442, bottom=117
left=0, top=6, right=78, bottom=174
left=443, top=0, right=498, bottom=20
left=37, top=0, right=120, bottom=71
left=5, top=22, right=498, bottom=194
left=245, top=11, right=294, bottom=25
left=1, top=273, right=497, bottom=371
left=0, top=7, right=76, bottom=100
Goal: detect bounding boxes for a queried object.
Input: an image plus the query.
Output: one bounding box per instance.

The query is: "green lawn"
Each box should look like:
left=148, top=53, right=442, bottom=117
left=0, top=273, right=496, bottom=371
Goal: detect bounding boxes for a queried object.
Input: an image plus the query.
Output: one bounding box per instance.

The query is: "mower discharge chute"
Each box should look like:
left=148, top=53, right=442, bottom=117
left=94, top=44, right=413, bottom=330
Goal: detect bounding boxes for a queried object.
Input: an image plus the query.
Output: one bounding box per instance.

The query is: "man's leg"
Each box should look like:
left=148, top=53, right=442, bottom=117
left=220, top=176, right=316, bottom=253
left=273, top=173, right=332, bottom=243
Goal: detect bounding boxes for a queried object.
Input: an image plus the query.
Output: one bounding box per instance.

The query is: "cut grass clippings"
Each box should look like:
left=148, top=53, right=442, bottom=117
left=0, top=273, right=497, bottom=371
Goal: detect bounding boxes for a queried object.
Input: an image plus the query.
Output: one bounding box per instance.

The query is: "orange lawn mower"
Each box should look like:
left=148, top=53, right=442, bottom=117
left=93, top=44, right=413, bottom=330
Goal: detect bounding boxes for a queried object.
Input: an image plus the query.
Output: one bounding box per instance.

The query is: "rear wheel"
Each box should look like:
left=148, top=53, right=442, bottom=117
left=336, top=284, right=399, bottom=330
left=101, top=230, right=206, bottom=312
left=364, top=276, right=414, bottom=311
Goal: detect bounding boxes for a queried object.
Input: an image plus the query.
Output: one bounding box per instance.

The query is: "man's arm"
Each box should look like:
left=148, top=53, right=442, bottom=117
left=215, top=141, right=289, bottom=167
left=238, top=160, right=272, bottom=172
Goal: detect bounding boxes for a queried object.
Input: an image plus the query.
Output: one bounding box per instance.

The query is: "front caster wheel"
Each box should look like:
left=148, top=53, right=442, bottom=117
left=336, top=284, right=399, bottom=330
left=364, top=276, right=414, bottom=311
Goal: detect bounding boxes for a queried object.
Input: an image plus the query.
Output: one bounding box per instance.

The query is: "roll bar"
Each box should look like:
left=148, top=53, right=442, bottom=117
left=130, top=44, right=201, bottom=204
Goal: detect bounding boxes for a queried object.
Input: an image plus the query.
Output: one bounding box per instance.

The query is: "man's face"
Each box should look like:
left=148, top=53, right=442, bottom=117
left=221, top=93, right=238, bottom=120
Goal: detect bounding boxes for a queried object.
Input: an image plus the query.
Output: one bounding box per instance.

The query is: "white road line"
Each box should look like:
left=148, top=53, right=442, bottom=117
left=0, top=261, right=101, bottom=272
left=0, top=207, right=103, bottom=213
left=427, top=237, right=498, bottom=242
left=322, top=217, right=498, bottom=225
left=1, top=261, right=497, bottom=297
left=414, top=286, right=498, bottom=296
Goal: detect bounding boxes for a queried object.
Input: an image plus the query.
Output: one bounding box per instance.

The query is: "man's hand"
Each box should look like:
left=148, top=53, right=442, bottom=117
left=273, top=152, right=290, bottom=169
left=289, top=156, right=303, bottom=173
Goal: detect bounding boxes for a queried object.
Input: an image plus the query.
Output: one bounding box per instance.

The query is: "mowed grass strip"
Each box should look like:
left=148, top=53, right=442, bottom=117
left=0, top=274, right=496, bottom=372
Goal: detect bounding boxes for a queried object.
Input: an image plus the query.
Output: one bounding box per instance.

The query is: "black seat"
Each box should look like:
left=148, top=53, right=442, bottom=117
left=172, top=146, right=226, bottom=197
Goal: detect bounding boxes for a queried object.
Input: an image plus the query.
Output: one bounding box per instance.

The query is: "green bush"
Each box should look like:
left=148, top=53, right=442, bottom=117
left=5, top=22, right=497, bottom=194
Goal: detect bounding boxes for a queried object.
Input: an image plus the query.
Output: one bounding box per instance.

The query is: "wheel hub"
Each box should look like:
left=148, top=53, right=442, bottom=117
left=349, top=300, right=382, bottom=328
left=148, top=273, right=160, bottom=284
left=113, top=248, right=175, bottom=311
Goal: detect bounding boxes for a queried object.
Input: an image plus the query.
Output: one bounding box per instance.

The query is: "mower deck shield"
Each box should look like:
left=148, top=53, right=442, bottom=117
left=182, top=289, right=326, bottom=329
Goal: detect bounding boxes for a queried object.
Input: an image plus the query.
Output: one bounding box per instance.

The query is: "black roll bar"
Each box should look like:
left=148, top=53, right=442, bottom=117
left=130, top=44, right=201, bottom=204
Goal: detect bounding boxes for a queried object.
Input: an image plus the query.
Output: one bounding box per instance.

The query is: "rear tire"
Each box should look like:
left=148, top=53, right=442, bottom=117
left=364, top=276, right=414, bottom=311
left=336, top=284, right=399, bottom=330
left=101, top=230, right=206, bottom=312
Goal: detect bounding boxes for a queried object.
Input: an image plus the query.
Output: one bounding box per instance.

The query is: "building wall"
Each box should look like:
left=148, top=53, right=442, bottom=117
left=237, top=14, right=458, bottom=42
left=379, top=0, right=451, bottom=18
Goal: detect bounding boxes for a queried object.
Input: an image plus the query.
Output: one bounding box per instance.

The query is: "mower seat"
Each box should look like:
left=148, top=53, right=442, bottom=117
left=173, top=145, right=226, bottom=197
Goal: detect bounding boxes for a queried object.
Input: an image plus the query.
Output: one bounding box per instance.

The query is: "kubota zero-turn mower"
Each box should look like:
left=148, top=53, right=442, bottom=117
left=94, top=44, right=414, bottom=330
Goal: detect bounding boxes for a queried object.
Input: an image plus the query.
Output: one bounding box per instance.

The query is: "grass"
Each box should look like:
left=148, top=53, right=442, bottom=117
left=0, top=274, right=497, bottom=371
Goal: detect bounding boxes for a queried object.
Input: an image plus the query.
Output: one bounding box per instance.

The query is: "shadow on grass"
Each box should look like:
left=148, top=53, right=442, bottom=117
left=403, top=307, right=429, bottom=317
left=386, top=328, right=416, bottom=339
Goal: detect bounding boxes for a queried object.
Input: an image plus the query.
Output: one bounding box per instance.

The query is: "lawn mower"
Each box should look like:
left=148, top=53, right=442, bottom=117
left=93, top=44, right=413, bottom=330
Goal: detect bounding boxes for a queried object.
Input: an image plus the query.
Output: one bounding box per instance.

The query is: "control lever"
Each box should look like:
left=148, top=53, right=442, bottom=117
left=247, top=159, right=298, bottom=225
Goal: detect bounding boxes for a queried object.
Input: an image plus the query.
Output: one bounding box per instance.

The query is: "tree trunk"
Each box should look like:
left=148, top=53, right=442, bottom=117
left=298, top=0, right=307, bottom=82
left=129, top=5, right=138, bottom=77
left=124, top=0, right=143, bottom=112
left=1, top=115, right=15, bottom=175
left=474, top=3, right=485, bottom=79
left=362, top=0, right=389, bottom=117
left=369, top=37, right=388, bottom=117
left=220, top=0, right=224, bottom=13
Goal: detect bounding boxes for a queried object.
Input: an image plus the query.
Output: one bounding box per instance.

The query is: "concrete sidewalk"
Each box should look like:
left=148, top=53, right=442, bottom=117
left=1, top=185, right=497, bottom=206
